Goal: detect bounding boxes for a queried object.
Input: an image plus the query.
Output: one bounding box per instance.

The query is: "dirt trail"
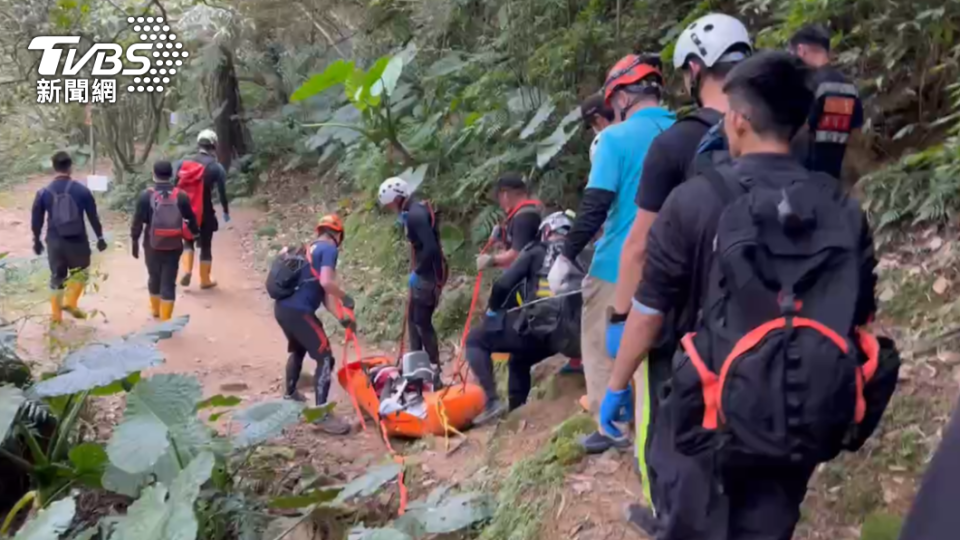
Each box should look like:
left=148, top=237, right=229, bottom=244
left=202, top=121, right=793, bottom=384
left=0, top=172, right=336, bottom=403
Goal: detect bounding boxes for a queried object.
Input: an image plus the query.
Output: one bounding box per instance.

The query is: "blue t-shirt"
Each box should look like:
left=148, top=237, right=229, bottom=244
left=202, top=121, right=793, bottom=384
left=278, top=241, right=339, bottom=313
left=586, top=107, right=675, bottom=283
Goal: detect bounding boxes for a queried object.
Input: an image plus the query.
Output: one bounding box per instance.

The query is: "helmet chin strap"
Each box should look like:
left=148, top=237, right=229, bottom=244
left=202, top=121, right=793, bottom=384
left=690, top=69, right=704, bottom=108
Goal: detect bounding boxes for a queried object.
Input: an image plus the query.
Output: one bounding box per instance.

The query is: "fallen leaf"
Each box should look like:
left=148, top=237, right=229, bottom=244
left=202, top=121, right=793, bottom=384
left=937, top=350, right=960, bottom=365
left=928, top=236, right=944, bottom=251
left=571, top=481, right=592, bottom=495
left=933, top=276, right=950, bottom=295
left=879, top=288, right=896, bottom=302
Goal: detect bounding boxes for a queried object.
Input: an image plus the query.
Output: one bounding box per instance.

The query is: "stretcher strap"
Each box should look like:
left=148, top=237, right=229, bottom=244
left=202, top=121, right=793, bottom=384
left=380, top=420, right=409, bottom=516
left=335, top=300, right=367, bottom=431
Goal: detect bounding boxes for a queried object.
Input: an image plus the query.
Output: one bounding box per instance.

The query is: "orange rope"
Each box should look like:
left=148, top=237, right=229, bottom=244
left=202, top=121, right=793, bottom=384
left=336, top=301, right=367, bottom=431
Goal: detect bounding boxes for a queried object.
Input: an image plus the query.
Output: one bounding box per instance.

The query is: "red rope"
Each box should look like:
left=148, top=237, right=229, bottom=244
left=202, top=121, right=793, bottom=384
left=335, top=301, right=367, bottom=431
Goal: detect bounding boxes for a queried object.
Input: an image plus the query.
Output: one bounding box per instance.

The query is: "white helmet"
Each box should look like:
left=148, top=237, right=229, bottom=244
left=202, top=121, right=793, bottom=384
left=197, top=128, right=218, bottom=146
left=378, top=177, right=411, bottom=207
left=539, top=211, right=573, bottom=239
left=589, top=134, right=600, bottom=163
left=673, top=13, right=752, bottom=69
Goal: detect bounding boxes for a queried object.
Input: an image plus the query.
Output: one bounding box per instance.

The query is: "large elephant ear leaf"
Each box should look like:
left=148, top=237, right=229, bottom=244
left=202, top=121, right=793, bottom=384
left=0, top=384, right=25, bottom=442
left=12, top=496, right=76, bottom=540
left=106, top=374, right=202, bottom=474
left=128, top=316, right=189, bottom=343
left=232, top=399, right=304, bottom=449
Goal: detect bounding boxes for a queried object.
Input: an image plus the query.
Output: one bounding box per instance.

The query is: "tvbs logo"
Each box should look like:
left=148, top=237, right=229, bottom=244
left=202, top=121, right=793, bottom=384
left=29, top=16, right=187, bottom=102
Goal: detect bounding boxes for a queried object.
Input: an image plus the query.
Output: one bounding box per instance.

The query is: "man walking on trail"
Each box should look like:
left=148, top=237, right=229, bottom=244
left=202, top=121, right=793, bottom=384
left=130, top=160, right=200, bottom=321
left=176, top=129, right=229, bottom=290
left=273, top=214, right=356, bottom=435
left=789, top=24, right=864, bottom=182
left=467, top=211, right=580, bottom=425
left=378, top=177, right=447, bottom=386
left=604, top=52, right=879, bottom=539
left=475, top=173, right=542, bottom=273
left=606, top=11, right=752, bottom=517
left=547, top=54, right=675, bottom=454
left=31, top=151, right=108, bottom=323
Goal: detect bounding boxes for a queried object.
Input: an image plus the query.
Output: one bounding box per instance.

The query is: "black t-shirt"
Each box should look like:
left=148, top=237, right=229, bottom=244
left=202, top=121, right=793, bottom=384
left=792, top=67, right=864, bottom=179
left=506, top=210, right=541, bottom=251
left=635, top=109, right=720, bottom=213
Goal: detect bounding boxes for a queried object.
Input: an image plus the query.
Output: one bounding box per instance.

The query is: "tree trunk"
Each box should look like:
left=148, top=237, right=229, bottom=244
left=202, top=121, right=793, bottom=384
left=210, top=46, right=252, bottom=171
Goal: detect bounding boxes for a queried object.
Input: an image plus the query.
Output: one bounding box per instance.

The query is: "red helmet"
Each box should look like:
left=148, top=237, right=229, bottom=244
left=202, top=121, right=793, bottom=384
left=603, top=55, right=663, bottom=106
left=316, top=214, right=345, bottom=245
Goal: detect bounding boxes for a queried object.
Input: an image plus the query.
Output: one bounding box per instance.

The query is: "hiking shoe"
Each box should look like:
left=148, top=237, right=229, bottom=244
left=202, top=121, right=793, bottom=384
left=623, top=503, right=660, bottom=537
left=559, top=357, right=584, bottom=374
left=283, top=391, right=307, bottom=402
left=580, top=430, right=631, bottom=454
left=473, top=400, right=507, bottom=426
left=314, top=414, right=351, bottom=435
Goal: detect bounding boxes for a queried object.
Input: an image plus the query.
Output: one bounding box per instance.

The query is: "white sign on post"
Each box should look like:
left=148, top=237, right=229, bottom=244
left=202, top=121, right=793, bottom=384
left=86, top=175, right=110, bottom=192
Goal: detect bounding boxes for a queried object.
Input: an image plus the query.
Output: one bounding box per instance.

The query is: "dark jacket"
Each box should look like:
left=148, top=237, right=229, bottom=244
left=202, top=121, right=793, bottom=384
left=403, top=197, right=445, bottom=283
left=636, top=153, right=877, bottom=336
left=488, top=242, right=548, bottom=310
left=31, top=176, right=104, bottom=243
left=175, top=151, right=228, bottom=231
left=130, top=184, right=200, bottom=248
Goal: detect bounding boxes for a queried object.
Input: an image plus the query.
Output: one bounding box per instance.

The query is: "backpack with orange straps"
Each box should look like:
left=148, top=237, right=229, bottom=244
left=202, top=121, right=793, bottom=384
left=669, top=165, right=899, bottom=465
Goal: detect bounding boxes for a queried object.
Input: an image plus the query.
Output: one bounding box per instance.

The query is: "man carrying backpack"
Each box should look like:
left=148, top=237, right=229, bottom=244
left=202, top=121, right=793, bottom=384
left=271, top=214, right=356, bottom=435
left=606, top=11, right=752, bottom=515
left=466, top=211, right=580, bottom=425
left=130, top=161, right=200, bottom=320
left=789, top=24, right=865, bottom=184
left=475, top=173, right=542, bottom=273
left=176, top=129, right=229, bottom=290
left=30, top=151, right=108, bottom=323
left=604, top=52, right=883, bottom=539
left=547, top=54, right=675, bottom=455
left=378, top=177, right=447, bottom=386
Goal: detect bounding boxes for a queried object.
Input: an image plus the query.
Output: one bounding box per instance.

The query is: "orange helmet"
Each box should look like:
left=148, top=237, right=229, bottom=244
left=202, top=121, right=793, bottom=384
left=316, top=214, right=345, bottom=245
left=603, top=54, right=663, bottom=106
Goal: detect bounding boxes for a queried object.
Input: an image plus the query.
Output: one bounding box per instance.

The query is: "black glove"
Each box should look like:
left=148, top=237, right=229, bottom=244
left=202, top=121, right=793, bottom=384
left=131, top=242, right=140, bottom=259
left=32, top=238, right=44, bottom=256
left=341, top=294, right=355, bottom=310
left=339, top=307, right=357, bottom=331
left=96, top=238, right=108, bottom=252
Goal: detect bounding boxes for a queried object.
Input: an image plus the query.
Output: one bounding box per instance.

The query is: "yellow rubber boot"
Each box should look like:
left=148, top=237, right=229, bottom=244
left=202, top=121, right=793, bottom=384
left=149, top=295, right=161, bottom=318
left=199, top=261, right=217, bottom=290
left=180, top=251, right=195, bottom=287
left=50, top=291, right=63, bottom=324
left=159, top=300, right=174, bottom=321
left=63, top=281, right=87, bottom=319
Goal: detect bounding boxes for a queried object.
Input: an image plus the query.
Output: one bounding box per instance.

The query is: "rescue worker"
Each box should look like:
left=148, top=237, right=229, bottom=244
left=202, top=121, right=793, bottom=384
left=467, top=211, right=580, bottom=424
left=476, top=173, right=543, bottom=272
left=378, top=177, right=447, bottom=384
left=130, top=160, right=200, bottom=320
left=606, top=12, right=752, bottom=516
left=580, top=93, right=616, bottom=162
left=789, top=24, right=864, bottom=182
left=176, top=129, right=229, bottom=289
left=274, top=214, right=355, bottom=435
left=30, top=151, right=108, bottom=323
left=547, top=54, right=675, bottom=454
left=604, top=52, right=877, bottom=539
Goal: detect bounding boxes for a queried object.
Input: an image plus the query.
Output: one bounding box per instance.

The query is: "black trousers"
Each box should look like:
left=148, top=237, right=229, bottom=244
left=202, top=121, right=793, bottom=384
left=648, top=388, right=816, bottom=540
left=409, top=279, right=440, bottom=366
left=47, top=238, right=91, bottom=289
left=145, top=246, right=182, bottom=301
left=184, top=225, right=214, bottom=262
left=274, top=303, right=335, bottom=405
left=465, top=311, right=554, bottom=410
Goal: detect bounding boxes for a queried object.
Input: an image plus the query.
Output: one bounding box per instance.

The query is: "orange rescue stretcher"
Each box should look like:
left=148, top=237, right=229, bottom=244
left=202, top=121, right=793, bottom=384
left=337, top=356, right=486, bottom=438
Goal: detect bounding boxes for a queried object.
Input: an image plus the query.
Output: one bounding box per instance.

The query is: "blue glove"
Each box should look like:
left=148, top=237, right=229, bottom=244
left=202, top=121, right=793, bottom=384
left=222, top=212, right=231, bottom=223
left=408, top=272, right=419, bottom=288
left=605, top=312, right=628, bottom=358
left=485, top=309, right=498, bottom=317
left=599, top=387, right=633, bottom=438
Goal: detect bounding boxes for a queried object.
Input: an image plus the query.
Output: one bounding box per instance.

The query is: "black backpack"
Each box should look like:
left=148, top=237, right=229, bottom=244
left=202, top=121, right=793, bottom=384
left=47, top=182, right=85, bottom=238
left=677, top=108, right=728, bottom=181
left=515, top=239, right=584, bottom=358
left=149, top=188, right=185, bottom=251
left=266, top=245, right=311, bottom=300
left=668, top=165, right=899, bottom=465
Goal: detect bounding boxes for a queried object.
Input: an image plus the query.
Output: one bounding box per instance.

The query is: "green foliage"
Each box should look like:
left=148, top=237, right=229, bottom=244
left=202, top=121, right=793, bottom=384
left=860, top=512, right=904, bottom=540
